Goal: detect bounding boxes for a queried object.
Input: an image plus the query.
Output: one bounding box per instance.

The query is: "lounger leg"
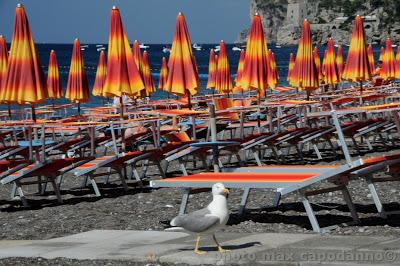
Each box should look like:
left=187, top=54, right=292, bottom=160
left=179, top=189, right=190, bottom=215
left=156, top=161, right=166, bottom=178
left=312, top=144, right=322, bottom=160
left=238, top=188, right=251, bottom=215
left=302, top=197, right=322, bottom=233
left=252, top=149, right=263, bottom=166
left=341, top=187, right=360, bottom=223
left=50, top=176, right=63, bottom=203
left=117, top=169, right=128, bottom=192
left=367, top=179, right=387, bottom=218
left=10, top=182, right=17, bottom=198
left=179, top=159, right=189, bottom=176
left=15, top=181, right=29, bottom=207
left=89, top=175, right=101, bottom=196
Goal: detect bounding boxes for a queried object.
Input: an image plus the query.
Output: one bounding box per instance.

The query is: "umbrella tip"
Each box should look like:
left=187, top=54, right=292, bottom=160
left=112, top=6, right=118, bottom=10
left=17, top=3, right=22, bottom=8
left=221, top=40, right=224, bottom=43
left=51, top=49, right=54, bottom=52
left=255, top=12, right=259, bottom=16
left=178, top=11, right=183, bottom=16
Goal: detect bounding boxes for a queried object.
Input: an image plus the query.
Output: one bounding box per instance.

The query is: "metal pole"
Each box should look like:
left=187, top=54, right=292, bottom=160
left=209, top=104, right=217, bottom=142
left=331, top=110, right=353, bottom=166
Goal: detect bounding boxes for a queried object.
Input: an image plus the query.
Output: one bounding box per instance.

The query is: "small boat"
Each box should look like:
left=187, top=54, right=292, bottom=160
left=96, top=44, right=104, bottom=47
left=232, top=46, right=242, bottom=51
left=214, top=45, right=220, bottom=52
left=193, top=43, right=202, bottom=51
left=97, top=47, right=106, bottom=52
left=162, top=47, right=171, bottom=53
left=139, top=43, right=149, bottom=49
left=275, top=45, right=282, bottom=48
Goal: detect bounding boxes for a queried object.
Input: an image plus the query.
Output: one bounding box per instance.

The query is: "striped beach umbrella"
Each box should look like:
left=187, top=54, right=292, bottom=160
left=141, top=51, right=155, bottom=97
left=379, top=47, right=385, bottom=62
left=235, top=49, right=245, bottom=84
left=158, top=57, right=168, bottom=90
left=367, top=44, right=375, bottom=75
left=165, top=12, right=199, bottom=107
left=0, top=4, right=47, bottom=122
left=0, top=36, right=8, bottom=91
left=206, top=49, right=217, bottom=90
left=313, top=47, right=323, bottom=81
left=132, top=40, right=144, bottom=78
left=322, top=38, right=339, bottom=86
left=238, top=13, right=270, bottom=95
left=381, top=38, right=396, bottom=81
left=65, top=38, right=89, bottom=114
left=290, top=19, right=319, bottom=93
left=47, top=50, right=63, bottom=99
left=395, top=47, right=400, bottom=79
left=336, top=45, right=344, bottom=80
left=215, top=41, right=233, bottom=94
left=92, top=50, right=107, bottom=97
left=268, top=50, right=278, bottom=90
left=287, top=53, right=295, bottom=82
left=102, top=6, right=144, bottom=116
left=342, top=15, right=372, bottom=90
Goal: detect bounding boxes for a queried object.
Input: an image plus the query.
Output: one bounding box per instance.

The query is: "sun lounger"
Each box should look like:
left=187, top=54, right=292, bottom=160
left=150, top=156, right=391, bottom=233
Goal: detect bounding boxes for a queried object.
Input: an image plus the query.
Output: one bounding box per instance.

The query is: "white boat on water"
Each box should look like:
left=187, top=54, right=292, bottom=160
left=275, top=45, right=282, bottom=48
left=232, top=46, right=242, bottom=51
left=163, top=47, right=171, bottom=53
left=193, top=43, right=202, bottom=51
left=139, top=43, right=149, bottom=49
left=214, top=45, right=220, bottom=52
left=96, top=44, right=104, bottom=47
left=97, top=47, right=106, bottom=52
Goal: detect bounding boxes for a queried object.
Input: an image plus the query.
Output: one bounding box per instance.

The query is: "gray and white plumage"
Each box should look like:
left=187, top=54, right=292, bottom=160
left=170, top=183, right=229, bottom=234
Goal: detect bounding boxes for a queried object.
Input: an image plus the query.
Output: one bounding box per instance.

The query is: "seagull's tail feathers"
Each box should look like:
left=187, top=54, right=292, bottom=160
left=164, top=226, right=186, bottom=232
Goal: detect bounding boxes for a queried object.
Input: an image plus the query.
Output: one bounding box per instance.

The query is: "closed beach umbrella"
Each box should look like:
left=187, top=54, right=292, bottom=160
left=336, top=45, right=344, bottom=80
left=379, top=47, right=385, bottom=62
left=367, top=44, right=375, bottom=75
left=238, top=13, right=270, bottom=96
left=381, top=38, right=396, bottom=81
left=102, top=6, right=144, bottom=116
left=132, top=40, right=144, bottom=78
left=165, top=12, right=199, bottom=108
left=0, top=4, right=47, bottom=122
left=206, top=49, right=217, bottom=90
left=322, top=38, right=339, bottom=86
left=342, top=15, right=372, bottom=92
left=65, top=38, right=89, bottom=114
left=235, top=49, right=245, bottom=84
left=92, top=50, right=107, bottom=97
left=395, top=47, right=400, bottom=79
left=313, top=47, right=323, bottom=81
left=47, top=50, right=63, bottom=100
left=158, top=56, right=168, bottom=90
left=141, top=51, right=155, bottom=97
left=0, top=36, right=11, bottom=118
left=290, top=19, right=319, bottom=94
left=215, top=40, right=233, bottom=94
left=287, top=53, right=295, bottom=82
left=268, top=50, right=278, bottom=90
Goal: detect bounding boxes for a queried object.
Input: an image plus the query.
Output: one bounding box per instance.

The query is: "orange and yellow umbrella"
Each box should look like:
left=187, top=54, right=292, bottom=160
left=0, top=4, right=47, bottom=122
left=65, top=38, right=90, bottom=114
left=367, top=44, right=375, bottom=75
left=336, top=45, right=344, bottom=80
left=92, top=50, right=107, bottom=97
left=379, top=47, right=385, bottom=62
left=287, top=53, right=295, bottom=83
left=290, top=19, right=319, bottom=92
left=235, top=49, right=245, bottom=85
left=206, top=49, right=217, bottom=89
left=381, top=38, right=396, bottom=81
left=268, top=50, right=279, bottom=90
left=0, top=36, right=8, bottom=89
left=141, top=51, right=155, bottom=97
left=395, top=46, right=400, bottom=79
left=47, top=50, right=63, bottom=99
left=237, top=13, right=270, bottom=95
left=165, top=12, right=199, bottom=103
left=102, top=6, right=144, bottom=116
left=132, top=40, right=144, bottom=78
left=342, top=15, right=372, bottom=85
left=158, top=57, right=168, bottom=90
left=215, top=41, right=233, bottom=94
left=313, top=47, right=323, bottom=81
left=322, top=38, right=339, bottom=86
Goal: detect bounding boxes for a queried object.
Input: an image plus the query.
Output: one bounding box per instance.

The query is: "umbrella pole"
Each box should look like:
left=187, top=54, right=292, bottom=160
left=31, top=104, right=37, bottom=122
left=187, top=90, right=192, bottom=110
left=120, top=96, right=124, bottom=118
left=306, top=90, right=310, bottom=101
left=7, top=104, right=11, bottom=119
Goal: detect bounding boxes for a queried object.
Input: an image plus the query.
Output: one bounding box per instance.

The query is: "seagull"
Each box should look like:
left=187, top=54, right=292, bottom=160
left=169, top=183, right=230, bottom=254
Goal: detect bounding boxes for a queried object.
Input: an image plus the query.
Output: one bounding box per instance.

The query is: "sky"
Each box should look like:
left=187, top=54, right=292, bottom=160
left=0, top=0, right=250, bottom=44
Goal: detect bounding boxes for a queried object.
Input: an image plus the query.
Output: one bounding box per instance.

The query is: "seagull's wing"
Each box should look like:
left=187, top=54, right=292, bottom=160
left=171, top=207, right=220, bottom=233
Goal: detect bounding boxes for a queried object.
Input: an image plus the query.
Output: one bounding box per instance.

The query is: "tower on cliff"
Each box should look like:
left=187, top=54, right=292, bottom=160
left=287, top=0, right=307, bottom=30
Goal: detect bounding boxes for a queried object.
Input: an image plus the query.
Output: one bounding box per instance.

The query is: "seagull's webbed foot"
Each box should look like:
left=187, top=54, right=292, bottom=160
left=194, top=249, right=208, bottom=255
left=218, top=246, right=230, bottom=253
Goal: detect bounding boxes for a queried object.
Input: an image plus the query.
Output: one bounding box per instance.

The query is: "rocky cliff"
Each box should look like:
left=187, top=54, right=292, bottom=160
left=236, top=0, right=400, bottom=46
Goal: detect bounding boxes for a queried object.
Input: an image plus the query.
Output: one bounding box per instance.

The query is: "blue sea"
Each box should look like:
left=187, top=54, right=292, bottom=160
left=21, top=43, right=385, bottom=108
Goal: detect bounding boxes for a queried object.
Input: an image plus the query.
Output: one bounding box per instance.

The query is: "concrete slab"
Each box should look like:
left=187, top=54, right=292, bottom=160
left=1, top=230, right=400, bottom=265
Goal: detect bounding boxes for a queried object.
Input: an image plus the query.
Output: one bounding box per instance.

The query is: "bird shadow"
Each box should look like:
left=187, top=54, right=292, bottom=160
left=178, top=241, right=262, bottom=252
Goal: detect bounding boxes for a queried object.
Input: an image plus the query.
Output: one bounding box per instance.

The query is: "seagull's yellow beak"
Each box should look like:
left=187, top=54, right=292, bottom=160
left=223, top=188, right=230, bottom=194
